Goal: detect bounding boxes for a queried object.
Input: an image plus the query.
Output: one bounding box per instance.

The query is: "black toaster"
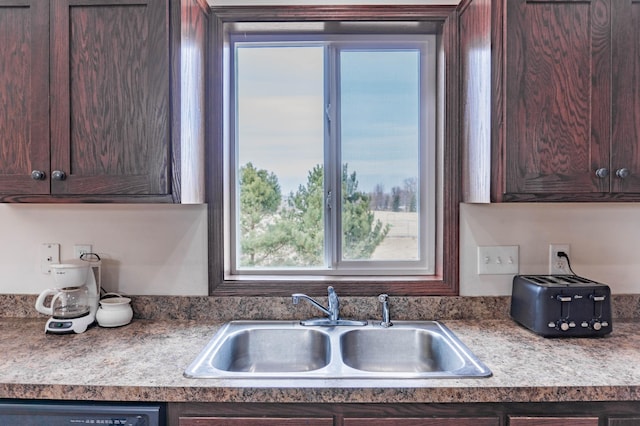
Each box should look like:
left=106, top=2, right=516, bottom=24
left=510, top=274, right=612, bottom=337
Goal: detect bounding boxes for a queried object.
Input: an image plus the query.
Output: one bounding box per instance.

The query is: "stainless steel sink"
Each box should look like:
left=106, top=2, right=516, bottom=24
left=340, top=328, right=465, bottom=373
left=211, top=328, right=331, bottom=373
left=184, top=320, right=491, bottom=379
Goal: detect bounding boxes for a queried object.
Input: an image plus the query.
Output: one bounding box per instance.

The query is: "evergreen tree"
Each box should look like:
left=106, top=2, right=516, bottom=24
left=238, top=163, right=389, bottom=267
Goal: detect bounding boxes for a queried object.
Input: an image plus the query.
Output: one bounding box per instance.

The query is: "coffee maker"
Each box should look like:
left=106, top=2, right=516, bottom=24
left=35, top=260, right=101, bottom=334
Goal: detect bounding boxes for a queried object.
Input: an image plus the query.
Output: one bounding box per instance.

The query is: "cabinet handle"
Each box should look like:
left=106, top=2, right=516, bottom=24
left=595, top=168, right=609, bottom=178
left=51, top=170, right=66, bottom=181
left=616, top=168, right=630, bottom=179
left=31, top=170, right=46, bottom=181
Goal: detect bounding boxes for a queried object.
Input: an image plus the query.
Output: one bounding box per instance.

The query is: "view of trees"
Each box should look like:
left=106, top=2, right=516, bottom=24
left=238, top=162, right=401, bottom=267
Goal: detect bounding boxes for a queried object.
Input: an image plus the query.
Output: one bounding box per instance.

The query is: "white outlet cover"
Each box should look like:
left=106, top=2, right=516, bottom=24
left=477, top=245, right=519, bottom=275
left=549, top=244, right=571, bottom=275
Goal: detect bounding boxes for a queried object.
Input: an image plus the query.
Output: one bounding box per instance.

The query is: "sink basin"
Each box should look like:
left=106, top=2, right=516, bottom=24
left=184, top=320, right=491, bottom=379
left=340, top=328, right=465, bottom=373
left=211, top=328, right=330, bottom=373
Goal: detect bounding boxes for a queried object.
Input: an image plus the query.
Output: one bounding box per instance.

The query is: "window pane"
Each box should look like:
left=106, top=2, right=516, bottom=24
left=235, top=45, right=325, bottom=268
left=339, top=50, right=421, bottom=261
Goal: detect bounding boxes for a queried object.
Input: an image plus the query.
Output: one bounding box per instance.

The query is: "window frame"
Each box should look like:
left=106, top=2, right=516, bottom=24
left=229, top=36, right=436, bottom=276
left=207, top=5, right=460, bottom=296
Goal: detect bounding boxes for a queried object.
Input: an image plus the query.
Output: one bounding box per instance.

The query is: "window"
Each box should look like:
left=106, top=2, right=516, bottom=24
left=208, top=6, right=460, bottom=296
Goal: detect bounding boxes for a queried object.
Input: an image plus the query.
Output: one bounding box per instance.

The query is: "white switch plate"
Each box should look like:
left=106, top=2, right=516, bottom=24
left=477, top=245, right=519, bottom=275
left=40, top=243, right=60, bottom=274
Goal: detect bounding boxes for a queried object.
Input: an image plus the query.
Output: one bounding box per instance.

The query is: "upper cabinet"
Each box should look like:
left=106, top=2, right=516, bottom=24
left=460, top=0, right=640, bottom=202
left=0, top=0, right=207, bottom=203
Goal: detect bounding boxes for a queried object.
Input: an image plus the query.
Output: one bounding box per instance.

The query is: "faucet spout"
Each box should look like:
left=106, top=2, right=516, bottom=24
left=292, top=286, right=340, bottom=322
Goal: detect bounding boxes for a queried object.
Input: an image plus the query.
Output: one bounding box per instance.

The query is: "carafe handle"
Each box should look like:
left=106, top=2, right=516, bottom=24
left=35, top=288, right=58, bottom=316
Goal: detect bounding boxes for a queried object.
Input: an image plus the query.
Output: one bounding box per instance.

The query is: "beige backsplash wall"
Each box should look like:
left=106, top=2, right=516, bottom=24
left=0, top=204, right=208, bottom=296
left=460, top=203, right=640, bottom=296
left=0, top=203, right=639, bottom=296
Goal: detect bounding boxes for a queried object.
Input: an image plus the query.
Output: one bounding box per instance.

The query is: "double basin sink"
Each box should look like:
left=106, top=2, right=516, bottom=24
left=184, top=320, right=491, bottom=379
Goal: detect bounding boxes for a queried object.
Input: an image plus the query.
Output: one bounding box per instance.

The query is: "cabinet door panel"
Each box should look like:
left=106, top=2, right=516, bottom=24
left=0, top=0, right=49, bottom=194
left=611, top=0, right=640, bottom=192
left=345, top=418, right=500, bottom=426
left=505, top=0, right=610, bottom=195
left=509, top=417, right=598, bottom=426
left=180, top=418, right=333, bottom=426
left=50, top=0, right=169, bottom=196
left=609, top=417, right=640, bottom=426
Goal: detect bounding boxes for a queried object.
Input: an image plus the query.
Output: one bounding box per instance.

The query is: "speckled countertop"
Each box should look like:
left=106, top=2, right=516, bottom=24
left=1, top=294, right=640, bottom=404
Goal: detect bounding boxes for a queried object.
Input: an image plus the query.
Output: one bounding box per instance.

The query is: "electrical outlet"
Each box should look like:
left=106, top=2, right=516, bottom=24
left=74, top=244, right=92, bottom=259
left=40, top=243, right=60, bottom=274
left=549, top=244, right=571, bottom=275
left=477, top=245, right=519, bottom=275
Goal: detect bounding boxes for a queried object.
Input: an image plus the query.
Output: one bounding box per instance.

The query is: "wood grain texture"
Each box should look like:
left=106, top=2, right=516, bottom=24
left=611, top=0, right=640, bottom=193
left=50, top=0, right=170, bottom=196
left=171, top=0, right=208, bottom=203
left=508, top=417, right=598, bottom=426
left=505, top=0, right=610, bottom=195
left=206, top=5, right=460, bottom=296
left=459, top=0, right=492, bottom=203
left=0, top=0, right=49, bottom=195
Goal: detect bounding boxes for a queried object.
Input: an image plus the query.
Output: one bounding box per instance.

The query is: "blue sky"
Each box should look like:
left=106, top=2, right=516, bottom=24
left=236, top=44, right=420, bottom=195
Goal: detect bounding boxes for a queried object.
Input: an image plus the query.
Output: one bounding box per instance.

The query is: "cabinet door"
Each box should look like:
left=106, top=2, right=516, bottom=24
left=609, top=418, right=640, bottom=426
left=509, top=417, right=599, bottom=426
left=0, top=0, right=49, bottom=195
left=345, top=418, right=499, bottom=426
left=611, top=0, right=640, bottom=192
left=505, top=0, right=611, bottom=195
left=179, top=418, right=333, bottom=426
left=50, top=0, right=170, bottom=196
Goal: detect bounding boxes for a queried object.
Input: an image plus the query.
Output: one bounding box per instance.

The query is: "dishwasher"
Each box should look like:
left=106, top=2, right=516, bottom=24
left=0, top=400, right=163, bottom=425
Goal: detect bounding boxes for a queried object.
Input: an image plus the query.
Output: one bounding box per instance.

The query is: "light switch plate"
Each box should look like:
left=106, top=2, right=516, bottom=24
left=40, top=243, right=60, bottom=274
left=477, top=245, right=519, bottom=275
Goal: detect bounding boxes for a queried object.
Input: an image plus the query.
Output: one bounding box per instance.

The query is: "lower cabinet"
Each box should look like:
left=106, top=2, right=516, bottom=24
left=508, top=417, right=598, bottom=426
left=344, top=419, right=499, bottom=426
left=179, top=419, right=332, bottom=426
left=608, top=419, right=640, bottom=426
left=168, top=402, right=640, bottom=426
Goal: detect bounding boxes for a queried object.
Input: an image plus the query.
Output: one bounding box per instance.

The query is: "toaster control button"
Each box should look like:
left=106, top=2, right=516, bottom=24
left=602, top=321, right=609, bottom=327
left=558, top=321, right=570, bottom=331
left=569, top=321, right=576, bottom=328
left=581, top=321, right=589, bottom=328
left=591, top=321, right=602, bottom=331
left=548, top=322, right=556, bottom=328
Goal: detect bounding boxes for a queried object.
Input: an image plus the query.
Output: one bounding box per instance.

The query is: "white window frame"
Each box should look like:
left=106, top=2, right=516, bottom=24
left=222, top=27, right=438, bottom=279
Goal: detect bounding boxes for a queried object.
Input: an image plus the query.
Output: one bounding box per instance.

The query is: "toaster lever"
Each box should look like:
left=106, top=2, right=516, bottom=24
left=591, top=295, right=606, bottom=302
left=556, top=295, right=572, bottom=302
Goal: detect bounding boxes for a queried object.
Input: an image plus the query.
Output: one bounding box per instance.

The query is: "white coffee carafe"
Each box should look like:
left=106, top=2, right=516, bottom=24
left=35, top=261, right=101, bottom=334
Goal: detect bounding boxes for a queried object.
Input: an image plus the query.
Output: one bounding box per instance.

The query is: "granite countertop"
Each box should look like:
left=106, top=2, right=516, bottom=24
left=1, top=316, right=640, bottom=404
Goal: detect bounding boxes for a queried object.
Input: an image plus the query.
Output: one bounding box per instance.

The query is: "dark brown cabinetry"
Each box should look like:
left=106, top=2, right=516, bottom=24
left=168, top=402, right=640, bottom=426
left=0, top=0, right=206, bottom=202
left=461, top=0, right=640, bottom=202
left=344, top=418, right=499, bottom=425
left=508, top=417, right=598, bottom=426
left=179, top=419, right=333, bottom=426
left=608, top=418, right=640, bottom=426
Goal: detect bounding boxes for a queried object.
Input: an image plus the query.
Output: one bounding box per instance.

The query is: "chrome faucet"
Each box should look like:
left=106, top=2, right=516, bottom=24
left=378, top=293, right=393, bottom=327
left=292, top=286, right=340, bottom=321
left=292, top=286, right=367, bottom=326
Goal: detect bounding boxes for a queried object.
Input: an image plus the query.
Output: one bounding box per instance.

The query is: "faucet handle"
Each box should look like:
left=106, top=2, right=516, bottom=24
left=378, top=293, right=392, bottom=327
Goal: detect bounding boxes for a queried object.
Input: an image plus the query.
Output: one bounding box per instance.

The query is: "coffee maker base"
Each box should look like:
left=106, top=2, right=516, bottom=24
left=45, top=315, right=96, bottom=334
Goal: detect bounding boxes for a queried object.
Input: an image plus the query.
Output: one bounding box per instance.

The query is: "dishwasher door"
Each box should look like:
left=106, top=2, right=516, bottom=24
left=0, top=400, right=163, bottom=425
